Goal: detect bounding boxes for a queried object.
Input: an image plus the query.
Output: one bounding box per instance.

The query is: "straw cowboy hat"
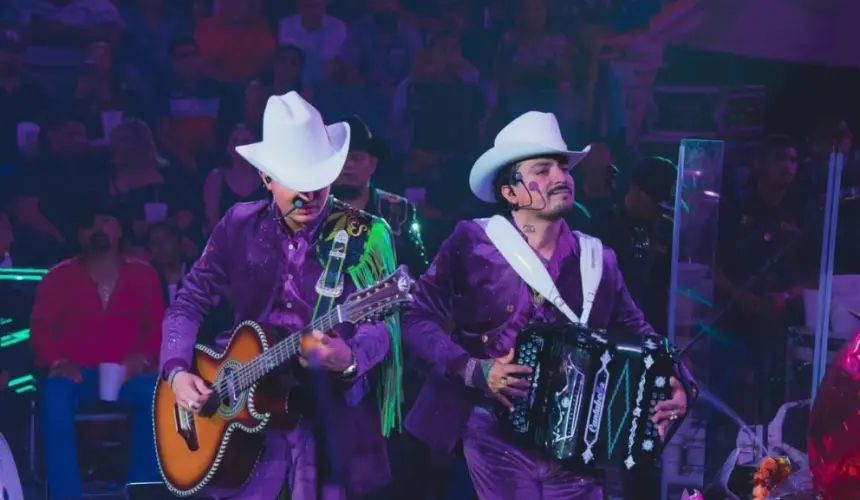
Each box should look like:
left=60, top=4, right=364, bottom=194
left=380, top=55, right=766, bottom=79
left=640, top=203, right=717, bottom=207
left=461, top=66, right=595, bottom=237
left=236, top=91, right=350, bottom=192
left=469, top=111, right=589, bottom=203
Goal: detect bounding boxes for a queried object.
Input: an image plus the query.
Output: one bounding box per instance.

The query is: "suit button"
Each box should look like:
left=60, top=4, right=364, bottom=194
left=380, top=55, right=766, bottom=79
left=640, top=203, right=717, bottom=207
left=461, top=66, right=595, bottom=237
left=481, top=335, right=489, bottom=344
left=286, top=302, right=293, bottom=309
left=506, top=304, right=515, bottom=313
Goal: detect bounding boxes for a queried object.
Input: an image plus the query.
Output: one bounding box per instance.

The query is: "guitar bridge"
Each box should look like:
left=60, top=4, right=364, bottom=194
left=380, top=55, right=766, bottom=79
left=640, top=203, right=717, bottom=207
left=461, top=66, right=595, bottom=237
left=174, top=403, right=200, bottom=451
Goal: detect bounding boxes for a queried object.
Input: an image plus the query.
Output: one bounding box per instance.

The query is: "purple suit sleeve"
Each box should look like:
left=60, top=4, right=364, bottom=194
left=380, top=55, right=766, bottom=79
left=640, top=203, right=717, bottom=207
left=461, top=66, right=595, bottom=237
left=342, top=321, right=390, bottom=406
left=159, top=209, right=233, bottom=377
left=402, top=222, right=471, bottom=378
left=605, top=248, right=654, bottom=334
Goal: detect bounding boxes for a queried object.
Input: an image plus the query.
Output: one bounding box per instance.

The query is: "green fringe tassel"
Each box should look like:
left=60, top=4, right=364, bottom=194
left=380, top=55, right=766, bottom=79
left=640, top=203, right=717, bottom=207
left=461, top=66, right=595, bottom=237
left=347, top=218, right=402, bottom=437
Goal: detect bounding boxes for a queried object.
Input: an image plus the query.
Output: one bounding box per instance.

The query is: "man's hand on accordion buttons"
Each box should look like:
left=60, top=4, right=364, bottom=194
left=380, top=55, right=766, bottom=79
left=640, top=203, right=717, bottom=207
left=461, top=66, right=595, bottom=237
left=481, top=349, right=533, bottom=412
left=652, top=376, right=687, bottom=440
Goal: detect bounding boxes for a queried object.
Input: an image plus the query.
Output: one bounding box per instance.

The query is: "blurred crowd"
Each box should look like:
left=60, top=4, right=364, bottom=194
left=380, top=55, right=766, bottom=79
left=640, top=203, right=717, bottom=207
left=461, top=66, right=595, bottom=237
left=0, top=0, right=665, bottom=270
left=2, top=0, right=860, bottom=498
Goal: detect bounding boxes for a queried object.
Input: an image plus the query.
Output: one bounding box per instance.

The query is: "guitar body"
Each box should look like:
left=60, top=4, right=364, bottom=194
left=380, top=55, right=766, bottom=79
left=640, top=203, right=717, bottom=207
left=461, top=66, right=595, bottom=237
left=152, top=266, right=415, bottom=497
left=153, top=321, right=290, bottom=497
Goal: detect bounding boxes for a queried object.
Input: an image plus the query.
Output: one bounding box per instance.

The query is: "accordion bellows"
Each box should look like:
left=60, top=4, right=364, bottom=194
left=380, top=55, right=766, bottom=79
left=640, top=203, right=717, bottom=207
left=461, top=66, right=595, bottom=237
left=505, top=324, right=678, bottom=472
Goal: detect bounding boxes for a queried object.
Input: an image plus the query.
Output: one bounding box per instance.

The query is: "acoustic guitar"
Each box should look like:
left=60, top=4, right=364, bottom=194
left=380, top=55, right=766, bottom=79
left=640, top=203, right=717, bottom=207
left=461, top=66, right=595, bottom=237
left=153, top=266, right=413, bottom=497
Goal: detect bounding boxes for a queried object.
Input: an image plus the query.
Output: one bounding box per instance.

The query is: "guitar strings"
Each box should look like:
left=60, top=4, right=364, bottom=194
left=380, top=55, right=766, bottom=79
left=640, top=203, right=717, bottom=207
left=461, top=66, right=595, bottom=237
left=209, top=306, right=346, bottom=399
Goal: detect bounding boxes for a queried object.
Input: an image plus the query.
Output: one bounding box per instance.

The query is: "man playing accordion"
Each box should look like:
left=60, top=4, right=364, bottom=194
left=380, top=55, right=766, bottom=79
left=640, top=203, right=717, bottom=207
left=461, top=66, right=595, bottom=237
left=401, top=111, right=691, bottom=499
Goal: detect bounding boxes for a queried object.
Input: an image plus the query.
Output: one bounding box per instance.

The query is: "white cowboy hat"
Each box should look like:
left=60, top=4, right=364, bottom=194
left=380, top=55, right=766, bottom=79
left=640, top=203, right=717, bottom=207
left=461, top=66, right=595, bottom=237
left=469, top=111, right=589, bottom=203
left=236, top=91, right=350, bottom=192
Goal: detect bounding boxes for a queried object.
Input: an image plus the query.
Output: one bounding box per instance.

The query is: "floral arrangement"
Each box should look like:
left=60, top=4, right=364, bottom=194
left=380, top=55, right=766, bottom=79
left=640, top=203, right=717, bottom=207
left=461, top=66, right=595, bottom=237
left=752, top=456, right=794, bottom=499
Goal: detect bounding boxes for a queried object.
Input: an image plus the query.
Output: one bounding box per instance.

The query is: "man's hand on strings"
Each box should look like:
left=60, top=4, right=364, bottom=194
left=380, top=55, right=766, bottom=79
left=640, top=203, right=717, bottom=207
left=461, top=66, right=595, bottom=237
left=479, top=349, right=532, bottom=412
left=171, top=371, right=212, bottom=414
left=299, top=330, right=353, bottom=372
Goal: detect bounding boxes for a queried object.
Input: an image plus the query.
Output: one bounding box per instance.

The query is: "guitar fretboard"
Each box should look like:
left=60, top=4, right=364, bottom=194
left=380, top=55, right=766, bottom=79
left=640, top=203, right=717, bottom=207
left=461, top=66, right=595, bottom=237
left=223, top=307, right=343, bottom=395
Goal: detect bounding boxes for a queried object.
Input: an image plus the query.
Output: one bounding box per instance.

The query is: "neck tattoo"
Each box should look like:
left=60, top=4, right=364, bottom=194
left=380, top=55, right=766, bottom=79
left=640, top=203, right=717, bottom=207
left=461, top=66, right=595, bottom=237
left=522, top=224, right=536, bottom=233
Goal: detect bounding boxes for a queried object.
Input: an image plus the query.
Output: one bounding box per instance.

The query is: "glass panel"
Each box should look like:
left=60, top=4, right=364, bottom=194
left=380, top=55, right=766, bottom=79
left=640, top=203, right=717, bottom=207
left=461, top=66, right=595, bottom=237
left=662, top=141, right=853, bottom=499
left=662, top=138, right=725, bottom=498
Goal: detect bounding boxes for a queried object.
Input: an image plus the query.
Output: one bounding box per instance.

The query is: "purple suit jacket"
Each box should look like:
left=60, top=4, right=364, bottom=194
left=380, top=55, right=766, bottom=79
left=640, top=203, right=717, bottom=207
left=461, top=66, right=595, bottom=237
left=402, top=218, right=652, bottom=456
left=160, top=200, right=391, bottom=496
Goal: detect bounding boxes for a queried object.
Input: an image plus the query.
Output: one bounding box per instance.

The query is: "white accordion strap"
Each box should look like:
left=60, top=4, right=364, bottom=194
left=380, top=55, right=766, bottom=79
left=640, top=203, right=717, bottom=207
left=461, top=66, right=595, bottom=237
left=483, top=216, right=603, bottom=326
left=576, top=231, right=603, bottom=325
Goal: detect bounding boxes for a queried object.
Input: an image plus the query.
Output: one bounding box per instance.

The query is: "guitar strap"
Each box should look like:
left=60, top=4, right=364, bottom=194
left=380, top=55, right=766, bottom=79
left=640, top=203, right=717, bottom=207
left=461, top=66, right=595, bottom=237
left=313, top=197, right=403, bottom=438
left=311, top=229, right=350, bottom=320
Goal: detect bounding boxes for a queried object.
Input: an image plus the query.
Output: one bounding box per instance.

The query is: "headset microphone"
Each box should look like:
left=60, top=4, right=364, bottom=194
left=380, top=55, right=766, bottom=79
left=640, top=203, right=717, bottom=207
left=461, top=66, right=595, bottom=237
left=279, top=197, right=307, bottom=220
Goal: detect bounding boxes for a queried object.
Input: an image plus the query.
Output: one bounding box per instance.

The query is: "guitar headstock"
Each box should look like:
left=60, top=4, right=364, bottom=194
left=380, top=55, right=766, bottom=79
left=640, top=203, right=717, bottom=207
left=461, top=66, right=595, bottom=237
left=343, top=265, right=414, bottom=324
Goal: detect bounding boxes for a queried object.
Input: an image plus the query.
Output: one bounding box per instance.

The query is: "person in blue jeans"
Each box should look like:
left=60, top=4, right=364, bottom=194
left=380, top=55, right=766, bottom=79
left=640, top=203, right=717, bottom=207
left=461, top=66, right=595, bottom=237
left=30, top=205, right=165, bottom=499
left=40, top=371, right=160, bottom=496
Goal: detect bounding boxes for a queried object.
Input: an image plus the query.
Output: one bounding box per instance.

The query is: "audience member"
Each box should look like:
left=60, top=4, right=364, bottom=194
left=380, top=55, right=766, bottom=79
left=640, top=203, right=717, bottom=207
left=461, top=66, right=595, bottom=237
left=118, top=0, right=190, bottom=84
left=194, top=0, right=275, bottom=83
left=153, top=37, right=229, bottom=172
left=71, top=41, right=141, bottom=141
left=259, top=43, right=314, bottom=101
left=494, top=0, right=573, bottom=92
left=144, top=220, right=232, bottom=343
left=19, top=0, right=124, bottom=69
left=706, top=135, right=815, bottom=480
left=0, top=30, right=47, bottom=164
left=145, top=221, right=186, bottom=304
left=435, top=0, right=497, bottom=74
left=584, top=156, right=676, bottom=334
left=570, top=141, right=619, bottom=225
left=4, top=114, right=99, bottom=262
left=105, top=119, right=197, bottom=257
left=340, top=0, right=423, bottom=86
left=30, top=203, right=163, bottom=500
left=390, top=29, right=484, bottom=152
left=241, top=79, right=268, bottom=134
left=201, top=123, right=266, bottom=232
left=276, top=0, right=345, bottom=86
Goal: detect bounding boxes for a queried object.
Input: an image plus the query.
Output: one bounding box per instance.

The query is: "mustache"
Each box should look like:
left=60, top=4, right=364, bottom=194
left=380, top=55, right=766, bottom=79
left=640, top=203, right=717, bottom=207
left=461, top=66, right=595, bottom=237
left=548, top=185, right=573, bottom=195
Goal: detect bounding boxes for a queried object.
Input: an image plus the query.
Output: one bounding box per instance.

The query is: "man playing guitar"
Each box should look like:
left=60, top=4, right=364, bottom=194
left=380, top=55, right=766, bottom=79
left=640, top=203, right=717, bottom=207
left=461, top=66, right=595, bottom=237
left=159, top=92, right=402, bottom=499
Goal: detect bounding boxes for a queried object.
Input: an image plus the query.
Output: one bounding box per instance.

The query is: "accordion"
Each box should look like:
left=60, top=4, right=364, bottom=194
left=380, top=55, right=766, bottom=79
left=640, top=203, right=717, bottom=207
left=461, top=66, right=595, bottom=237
left=505, top=323, right=683, bottom=471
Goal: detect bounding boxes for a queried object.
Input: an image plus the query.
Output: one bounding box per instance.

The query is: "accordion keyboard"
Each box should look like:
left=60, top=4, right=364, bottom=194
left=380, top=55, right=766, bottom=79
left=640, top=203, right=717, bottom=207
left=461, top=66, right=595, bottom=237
left=511, top=335, right=544, bottom=433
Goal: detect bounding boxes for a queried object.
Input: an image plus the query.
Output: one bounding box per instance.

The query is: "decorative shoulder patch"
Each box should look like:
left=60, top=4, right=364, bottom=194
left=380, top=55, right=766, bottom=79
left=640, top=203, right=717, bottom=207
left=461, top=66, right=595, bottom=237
left=318, top=198, right=384, bottom=268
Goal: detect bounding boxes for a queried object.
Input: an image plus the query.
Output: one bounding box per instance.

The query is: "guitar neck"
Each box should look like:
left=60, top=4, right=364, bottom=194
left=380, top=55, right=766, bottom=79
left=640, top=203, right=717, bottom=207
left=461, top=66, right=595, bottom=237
left=237, top=307, right=342, bottom=392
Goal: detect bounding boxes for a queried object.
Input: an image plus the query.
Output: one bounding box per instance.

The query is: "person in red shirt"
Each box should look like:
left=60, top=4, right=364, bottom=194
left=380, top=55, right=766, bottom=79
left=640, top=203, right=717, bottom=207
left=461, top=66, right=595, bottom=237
left=30, top=204, right=165, bottom=500
left=194, top=1, right=276, bottom=83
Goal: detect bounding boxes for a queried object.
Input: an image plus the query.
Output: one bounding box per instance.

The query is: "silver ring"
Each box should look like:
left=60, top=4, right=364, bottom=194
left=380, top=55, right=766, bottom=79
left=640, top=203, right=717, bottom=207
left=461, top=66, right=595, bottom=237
left=500, top=376, right=509, bottom=388
left=187, top=400, right=198, bottom=409
left=669, top=411, right=678, bottom=421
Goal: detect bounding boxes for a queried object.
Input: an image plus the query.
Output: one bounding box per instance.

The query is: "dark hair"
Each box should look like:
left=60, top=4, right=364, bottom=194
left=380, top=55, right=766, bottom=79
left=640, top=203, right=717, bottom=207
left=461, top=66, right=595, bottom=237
left=170, top=36, right=198, bottom=55
left=490, top=162, right=519, bottom=211
left=258, top=44, right=305, bottom=91
left=37, top=112, right=86, bottom=149
left=147, top=221, right=182, bottom=242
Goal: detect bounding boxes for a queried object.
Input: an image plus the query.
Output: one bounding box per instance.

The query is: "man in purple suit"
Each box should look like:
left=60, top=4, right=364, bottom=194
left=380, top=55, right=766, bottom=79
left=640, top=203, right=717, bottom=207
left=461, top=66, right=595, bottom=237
left=160, top=92, right=402, bottom=499
left=402, top=111, right=690, bottom=499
